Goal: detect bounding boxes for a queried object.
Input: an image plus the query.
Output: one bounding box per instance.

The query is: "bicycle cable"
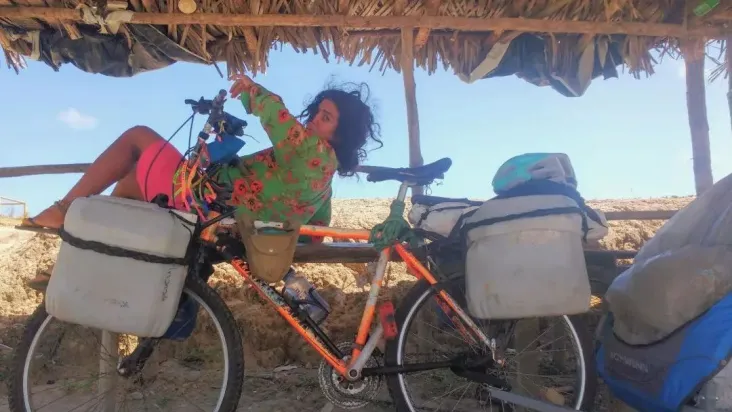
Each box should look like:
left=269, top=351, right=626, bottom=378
left=141, top=113, right=196, bottom=203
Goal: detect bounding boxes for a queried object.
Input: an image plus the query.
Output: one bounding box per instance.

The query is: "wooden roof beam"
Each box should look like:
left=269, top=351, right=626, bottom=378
left=0, top=7, right=727, bottom=38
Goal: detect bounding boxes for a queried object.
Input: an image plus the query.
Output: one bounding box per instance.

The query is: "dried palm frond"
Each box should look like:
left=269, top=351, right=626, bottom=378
left=0, top=0, right=729, bottom=79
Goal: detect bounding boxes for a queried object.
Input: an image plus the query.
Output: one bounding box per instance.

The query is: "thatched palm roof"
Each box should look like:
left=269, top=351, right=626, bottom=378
left=1, top=0, right=731, bottom=91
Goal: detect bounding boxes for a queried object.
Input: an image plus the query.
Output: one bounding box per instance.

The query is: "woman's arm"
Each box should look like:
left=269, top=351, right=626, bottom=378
left=230, top=75, right=310, bottom=164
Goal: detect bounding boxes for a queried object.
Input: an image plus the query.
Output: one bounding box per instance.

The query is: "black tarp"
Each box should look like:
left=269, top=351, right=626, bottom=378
left=24, top=24, right=207, bottom=77
left=7, top=24, right=626, bottom=94
left=467, top=33, right=626, bottom=97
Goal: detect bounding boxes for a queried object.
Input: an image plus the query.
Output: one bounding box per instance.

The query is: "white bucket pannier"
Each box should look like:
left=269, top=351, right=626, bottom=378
left=462, top=194, right=592, bottom=319
left=408, top=201, right=479, bottom=238
left=45, top=195, right=197, bottom=337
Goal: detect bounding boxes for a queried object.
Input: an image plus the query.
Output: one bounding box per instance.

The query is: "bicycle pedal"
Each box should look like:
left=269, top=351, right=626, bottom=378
left=378, top=301, right=398, bottom=340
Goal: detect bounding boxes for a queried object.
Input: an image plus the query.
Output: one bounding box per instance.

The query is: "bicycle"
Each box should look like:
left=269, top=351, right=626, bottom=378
left=7, top=89, right=597, bottom=412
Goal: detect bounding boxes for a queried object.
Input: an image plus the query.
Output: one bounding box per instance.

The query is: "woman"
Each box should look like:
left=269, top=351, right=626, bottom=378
left=20, top=74, right=382, bottom=289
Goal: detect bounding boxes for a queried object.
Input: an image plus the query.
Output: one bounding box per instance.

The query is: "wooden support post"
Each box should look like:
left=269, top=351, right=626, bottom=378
left=98, top=330, right=118, bottom=412
left=512, top=318, right=541, bottom=412
left=0, top=163, right=91, bottom=178
left=400, top=27, right=424, bottom=196
left=683, top=38, right=714, bottom=195
left=727, top=37, right=732, bottom=132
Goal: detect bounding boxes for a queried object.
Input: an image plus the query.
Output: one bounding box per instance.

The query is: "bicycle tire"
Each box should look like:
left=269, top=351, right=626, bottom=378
left=7, top=273, right=245, bottom=412
left=385, top=278, right=597, bottom=411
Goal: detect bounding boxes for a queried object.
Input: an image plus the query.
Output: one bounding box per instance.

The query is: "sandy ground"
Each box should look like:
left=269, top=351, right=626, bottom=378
left=0, top=197, right=692, bottom=411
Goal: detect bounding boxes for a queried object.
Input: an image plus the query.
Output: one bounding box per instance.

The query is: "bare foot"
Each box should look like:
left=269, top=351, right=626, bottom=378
left=24, top=202, right=66, bottom=229
left=28, top=269, right=52, bottom=291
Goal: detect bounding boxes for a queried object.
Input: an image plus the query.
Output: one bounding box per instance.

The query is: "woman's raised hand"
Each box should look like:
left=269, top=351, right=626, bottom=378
left=229, top=74, right=254, bottom=99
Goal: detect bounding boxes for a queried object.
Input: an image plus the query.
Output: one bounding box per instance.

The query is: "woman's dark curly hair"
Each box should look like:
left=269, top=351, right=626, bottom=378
left=298, top=82, right=382, bottom=177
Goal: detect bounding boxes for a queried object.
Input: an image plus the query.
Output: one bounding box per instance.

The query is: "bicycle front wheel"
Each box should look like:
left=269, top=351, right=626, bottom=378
left=7, top=274, right=245, bottom=412
left=385, top=278, right=596, bottom=411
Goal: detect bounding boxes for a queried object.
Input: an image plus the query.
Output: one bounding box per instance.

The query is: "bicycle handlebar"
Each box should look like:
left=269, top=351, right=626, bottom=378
left=181, top=90, right=251, bottom=218
left=185, top=90, right=248, bottom=138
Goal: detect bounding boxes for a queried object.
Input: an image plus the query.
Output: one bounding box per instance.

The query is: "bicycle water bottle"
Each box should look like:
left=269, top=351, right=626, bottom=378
left=281, top=268, right=331, bottom=324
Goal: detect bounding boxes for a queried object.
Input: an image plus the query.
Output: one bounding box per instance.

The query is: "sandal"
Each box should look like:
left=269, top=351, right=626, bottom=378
left=15, top=200, right=69, bottom=235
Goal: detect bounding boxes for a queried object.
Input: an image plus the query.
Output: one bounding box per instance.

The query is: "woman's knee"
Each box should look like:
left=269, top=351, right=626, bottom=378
left=120, top=125, right=164, bottom=154
left=111, top=167, right=144, bottom=200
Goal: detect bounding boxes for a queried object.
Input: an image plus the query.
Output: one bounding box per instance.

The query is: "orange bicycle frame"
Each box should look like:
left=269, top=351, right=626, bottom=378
left=174, top=105, right=492, bottom=382
left=223, top=182, right=492, bottom=379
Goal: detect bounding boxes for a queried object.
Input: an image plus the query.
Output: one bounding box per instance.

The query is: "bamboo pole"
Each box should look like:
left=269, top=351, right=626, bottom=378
left=683, top=38, right=714, bottom=195
left=400, top=28, right=424, bottom=196
left=0, top=7, right=728, bottom=38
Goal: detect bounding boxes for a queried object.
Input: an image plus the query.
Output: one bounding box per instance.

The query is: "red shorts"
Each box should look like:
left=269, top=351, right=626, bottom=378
left=135, top=140, right=186, bottom=209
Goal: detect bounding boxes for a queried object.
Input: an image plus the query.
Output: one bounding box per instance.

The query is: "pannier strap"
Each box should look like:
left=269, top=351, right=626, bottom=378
left=460, top=206, right=590, bottom=242
left=494, top=180, right=606, bottom=229
left=59, top=226, right=187, bottom=265
left=416, top=204, right=473, bottom=227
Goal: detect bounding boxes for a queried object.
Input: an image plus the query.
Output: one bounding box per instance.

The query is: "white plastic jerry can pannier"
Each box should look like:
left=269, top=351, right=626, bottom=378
left=462, top=194, right=591, bottom=319
left=45, top=195, right=198, bottom=337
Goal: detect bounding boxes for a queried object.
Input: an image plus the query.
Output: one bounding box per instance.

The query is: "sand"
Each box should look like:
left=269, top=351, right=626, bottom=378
left=0, top=197, right=691, bottom=411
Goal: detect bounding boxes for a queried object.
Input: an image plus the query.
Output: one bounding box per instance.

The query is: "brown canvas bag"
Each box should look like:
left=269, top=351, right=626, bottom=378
left=236, top=214, right=301, bottom=283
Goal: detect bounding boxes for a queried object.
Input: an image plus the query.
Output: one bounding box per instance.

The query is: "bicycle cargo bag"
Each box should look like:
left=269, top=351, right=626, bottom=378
left=45, top=195, right=196, bottom=338
left=408, top=200, right=480, bottom=238
left=236, top=214, right=301, bottom=283
left=462, top=194, right=591, bottom=319
left=596, top=294, right=732, bottom=412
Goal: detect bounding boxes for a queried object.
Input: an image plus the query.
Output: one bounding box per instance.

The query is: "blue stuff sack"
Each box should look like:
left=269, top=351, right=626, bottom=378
left=161, top=296, right=199, bottom=340
left=597, top=293, right=732, bottom=412
left=207, top=133, right=245, bottom=164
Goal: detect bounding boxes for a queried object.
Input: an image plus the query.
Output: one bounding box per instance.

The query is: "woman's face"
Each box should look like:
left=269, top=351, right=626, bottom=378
left=306, top=98, right=339, bottom=141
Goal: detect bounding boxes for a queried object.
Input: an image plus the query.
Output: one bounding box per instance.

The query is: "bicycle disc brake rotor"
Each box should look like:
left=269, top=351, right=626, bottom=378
left=318, top=342, right=382, bottom=409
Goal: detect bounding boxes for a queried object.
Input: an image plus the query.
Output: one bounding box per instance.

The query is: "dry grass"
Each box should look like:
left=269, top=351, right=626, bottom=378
left=1, top=0, right=730, bottom=78
left=0, top=196, right=688, bottom=371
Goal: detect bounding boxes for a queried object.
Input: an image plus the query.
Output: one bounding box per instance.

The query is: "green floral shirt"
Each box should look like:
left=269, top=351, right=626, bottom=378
left=212, top=82, right=338, bottom=233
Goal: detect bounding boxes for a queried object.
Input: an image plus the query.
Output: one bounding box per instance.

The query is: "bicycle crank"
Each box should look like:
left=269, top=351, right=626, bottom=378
left=318, top=342, right=382, bottom=410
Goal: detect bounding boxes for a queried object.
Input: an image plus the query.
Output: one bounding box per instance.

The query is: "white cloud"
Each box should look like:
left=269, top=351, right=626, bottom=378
left=57, top=108, right=98, bottom=130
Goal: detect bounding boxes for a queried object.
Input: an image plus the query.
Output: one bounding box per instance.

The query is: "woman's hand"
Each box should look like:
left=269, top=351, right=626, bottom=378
left=229, top=74, right=254, bottom=99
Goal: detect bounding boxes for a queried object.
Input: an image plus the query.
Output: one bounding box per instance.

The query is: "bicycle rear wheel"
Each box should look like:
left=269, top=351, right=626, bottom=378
left=385, top=278, right=596, bottom=411
left=7, top=274, right=245, bottom=412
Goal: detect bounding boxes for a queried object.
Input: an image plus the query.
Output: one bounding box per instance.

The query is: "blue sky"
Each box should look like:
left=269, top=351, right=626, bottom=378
left=0, top=46, right=730, bottom=215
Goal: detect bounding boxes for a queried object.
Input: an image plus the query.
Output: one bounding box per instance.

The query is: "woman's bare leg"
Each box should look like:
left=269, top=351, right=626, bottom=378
left=26, top=126, right=165, bottom=229
left=111, top=167, right=145, bottom=200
